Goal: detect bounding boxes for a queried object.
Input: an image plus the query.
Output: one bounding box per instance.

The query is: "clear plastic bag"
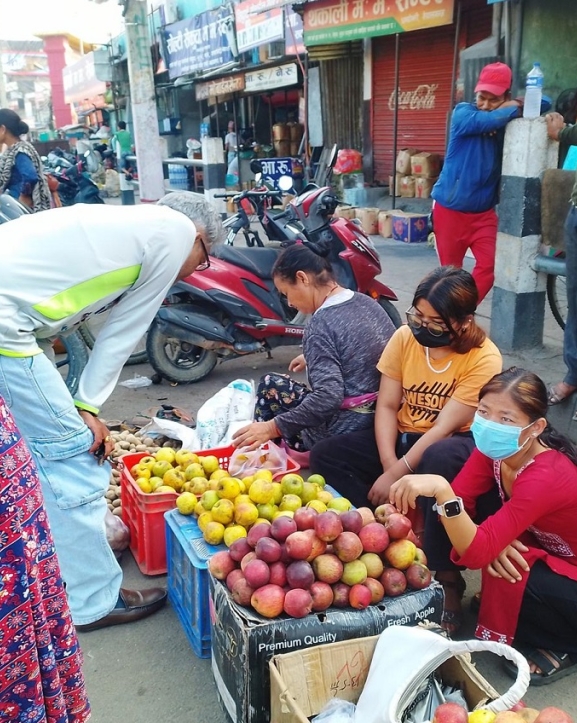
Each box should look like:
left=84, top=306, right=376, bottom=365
left=313, top=699, right=357, bottom=723
left=228, top=441, right=288, bottom=478
left=105, top=509, right=130, bottom=551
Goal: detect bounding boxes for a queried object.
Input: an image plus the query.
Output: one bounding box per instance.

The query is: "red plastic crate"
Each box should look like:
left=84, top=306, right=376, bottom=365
left=120, top=443, right=300, bottom=575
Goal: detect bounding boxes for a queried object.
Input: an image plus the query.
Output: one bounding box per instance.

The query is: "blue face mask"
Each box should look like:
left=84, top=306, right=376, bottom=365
left=471, top=413, right=534, bottom=460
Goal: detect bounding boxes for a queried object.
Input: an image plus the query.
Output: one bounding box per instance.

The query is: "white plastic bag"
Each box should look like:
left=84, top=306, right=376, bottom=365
left=105, top=509, right=130, bottom=551
left=228, top=442, right=288, bottom=478
left=196, top=379, right=254, bottom=450
left=312, top=699, right=356, bottom=723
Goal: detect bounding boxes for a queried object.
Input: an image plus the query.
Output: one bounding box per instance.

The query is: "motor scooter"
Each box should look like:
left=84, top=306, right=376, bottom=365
left=146, top=177, right=401, bottom=384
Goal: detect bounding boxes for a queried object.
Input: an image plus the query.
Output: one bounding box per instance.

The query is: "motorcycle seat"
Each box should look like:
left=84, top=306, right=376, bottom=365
left=213, top=246, right=280, bottom=278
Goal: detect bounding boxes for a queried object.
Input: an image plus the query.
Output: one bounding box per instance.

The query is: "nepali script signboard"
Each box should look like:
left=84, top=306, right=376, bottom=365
left=235, top=0, right=285, bottom=53
left=304, top=0, right=454, bottom=46
left=164, top=6, right=234, bottom=79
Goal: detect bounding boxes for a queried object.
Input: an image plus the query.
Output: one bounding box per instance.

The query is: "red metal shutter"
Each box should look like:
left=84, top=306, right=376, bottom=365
left=371, top=0, right=492, bottom=183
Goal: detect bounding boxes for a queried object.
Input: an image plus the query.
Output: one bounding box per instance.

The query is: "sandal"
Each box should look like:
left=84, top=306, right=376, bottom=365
left=547, top=383, right=577, bottom=406
left=503, top=647, right=577, bottom=686
left=436, top=575, right=466, bottom=637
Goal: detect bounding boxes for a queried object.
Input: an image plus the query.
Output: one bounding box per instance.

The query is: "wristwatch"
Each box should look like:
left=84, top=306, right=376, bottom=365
left=432, top=497, right=464, bottom=518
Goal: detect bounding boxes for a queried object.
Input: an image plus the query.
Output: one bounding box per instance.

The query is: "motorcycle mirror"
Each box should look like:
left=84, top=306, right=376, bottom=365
left=250, top=159, right=263, bottom=174
left=278, top=175, right=293, bottom=192
left=327, top=144, right=338, bottom=170
left=254, top=171, right=262, bottom=184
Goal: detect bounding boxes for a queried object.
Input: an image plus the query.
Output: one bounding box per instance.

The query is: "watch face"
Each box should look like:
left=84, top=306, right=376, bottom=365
left=444, top=500, right=462, bottom=518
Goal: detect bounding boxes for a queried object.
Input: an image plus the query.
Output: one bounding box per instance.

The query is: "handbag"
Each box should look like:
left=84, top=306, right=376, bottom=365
left=354, top=626, right=530, bottom=723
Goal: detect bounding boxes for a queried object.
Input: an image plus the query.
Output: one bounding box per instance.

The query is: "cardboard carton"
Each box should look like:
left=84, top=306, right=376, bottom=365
left=388, top=174, right=404, bottom=193
left=355, top=207, right=380, bottom=235
left=391, top=211, right=429, bottom=243
left=395, top=148, right=420, bottom=175
left=334, top=205, right=357, bottom=220
left=399, top=176, right=416, bottom=198
left=269, top=633, right=499, bottom=723
left=209, top=578, right=443, bottom=723
left=415, top=177, right=438, bottom=199
left=378, top=210, right=394, bottom=238
left=411, top=152, right=442, bottom=178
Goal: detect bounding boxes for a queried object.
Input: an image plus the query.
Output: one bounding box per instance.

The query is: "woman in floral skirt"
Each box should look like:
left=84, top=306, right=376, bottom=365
left=0, top=398, right=90, bottom=722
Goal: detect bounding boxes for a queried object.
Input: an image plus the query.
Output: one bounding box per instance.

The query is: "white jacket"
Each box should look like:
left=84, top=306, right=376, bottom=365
left=0, top=203, right=196, bottom=413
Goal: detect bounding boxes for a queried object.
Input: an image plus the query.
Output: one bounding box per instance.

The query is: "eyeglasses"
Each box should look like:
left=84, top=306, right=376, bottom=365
left=405, top=307, right=450, bottom=337
left=196, top=236, right=210, bottom=272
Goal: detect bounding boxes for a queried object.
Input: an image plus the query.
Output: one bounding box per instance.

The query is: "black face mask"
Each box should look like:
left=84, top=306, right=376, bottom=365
left=410, top=325, right=453, bottom=348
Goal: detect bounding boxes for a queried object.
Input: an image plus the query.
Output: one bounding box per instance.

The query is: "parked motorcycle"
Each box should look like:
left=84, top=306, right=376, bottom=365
left=146, top=175, right=401, bottom=385
left=0, top=194, right=89, bottom=394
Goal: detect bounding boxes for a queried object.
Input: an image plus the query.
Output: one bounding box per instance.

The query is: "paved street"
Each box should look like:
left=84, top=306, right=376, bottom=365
left=81, top=231, right=574, bottom=722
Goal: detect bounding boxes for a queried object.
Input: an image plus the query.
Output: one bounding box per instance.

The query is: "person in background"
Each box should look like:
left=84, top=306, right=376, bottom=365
left=431, top=63, right=522, bottom=302
left=225, top=120, right=237, bottom=166
left=232, top=244, right=396, bottom=454
left=391, top=368, right=577, bottom=685
left=0, top=193, right=222, bottom=633
left=111, top=120, right=134, bottom=172
left=543, top=112, right=577, bottom=405
left=0, top=108, right=51, bottom=212
left=0, top=398, right=90, bottom=721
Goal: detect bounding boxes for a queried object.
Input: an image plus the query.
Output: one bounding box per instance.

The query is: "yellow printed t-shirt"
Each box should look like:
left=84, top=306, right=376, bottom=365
left=377, top=325, right=502, bottom=434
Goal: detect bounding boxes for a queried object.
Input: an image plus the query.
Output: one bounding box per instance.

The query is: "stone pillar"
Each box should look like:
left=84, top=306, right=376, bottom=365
left=202, top=137, right=227, bottom=217
left=490, top=117, right=558, bottom=351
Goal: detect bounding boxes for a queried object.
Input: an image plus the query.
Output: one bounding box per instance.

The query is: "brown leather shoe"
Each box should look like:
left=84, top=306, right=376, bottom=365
left=75, top=587, right=167, bottom=632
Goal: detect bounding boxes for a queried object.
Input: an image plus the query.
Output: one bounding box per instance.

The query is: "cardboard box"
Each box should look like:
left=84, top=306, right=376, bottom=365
left=210, top=578, right=443, bottom=723
left=334, top=205, right=357, bottom=220
left=355, top=207, right=380, bottom=235
left=399, top=176, right=416, bottom=198
left=388, top=173, right=404, bottom=193
left=269, top=633, right=499, bottom=723
left=396, top=148, right=420, bottom=175
left=411, top=152, right=442, bottom=178
left=391, top=211, right=429, bottom=243
left=378, top=210, right=394, bottom=238
left=415, top=176, right=438, bottom=199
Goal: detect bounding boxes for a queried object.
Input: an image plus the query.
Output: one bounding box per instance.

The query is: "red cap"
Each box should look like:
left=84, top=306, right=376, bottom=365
left=474, top=62, right=512, bottom=97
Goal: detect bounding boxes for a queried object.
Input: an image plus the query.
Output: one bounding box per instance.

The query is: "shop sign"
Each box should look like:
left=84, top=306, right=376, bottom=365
left=259, top=158, right=304, bottom=190
left=164, top=6, right=234, bottom=79
left=388, top=83, right=438, bottom=110
left=244, top=62, right=298, bottom=93
left=63, top=52, right=107, bottom=104
left=195, top=74, right=246, bottom=101
left=304, top=0, right=454, bottom=46
left=235, top=0, right=285, bottom=53
left=285, top=7, right=305, bottom=56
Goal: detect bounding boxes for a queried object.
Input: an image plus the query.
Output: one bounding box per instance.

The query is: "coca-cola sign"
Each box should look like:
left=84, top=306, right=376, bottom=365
left=388, top=83, right=438, bottom=111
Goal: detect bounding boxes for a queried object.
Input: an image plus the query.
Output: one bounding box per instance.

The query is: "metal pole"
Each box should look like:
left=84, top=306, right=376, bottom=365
left=232, top=93, right=240, bottom=186
left=391, top=33, right=400, bottom=209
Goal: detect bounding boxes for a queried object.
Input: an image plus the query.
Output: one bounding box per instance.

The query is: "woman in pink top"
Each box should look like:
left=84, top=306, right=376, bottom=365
left=391, top=367, right=577, bottom=686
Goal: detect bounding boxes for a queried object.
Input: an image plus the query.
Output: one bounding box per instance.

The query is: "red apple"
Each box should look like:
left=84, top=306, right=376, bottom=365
left=333, top=531, right=363, bottom=562
left=293, top=506, right=318, bottom=531
left=314, top=511, right=343, bottom=542
left=251, top=584, right=285, bottom=618
left=341, top=559, right=367, bottom=586
left=406, top=528, right=422, bottom=548
left=405, top=563, right=432, bottom=590
left=309, top=581, right=334, bottom=611
left=244, top=559, right=270, bottom=589
left=229, top=537, right=253, bottom=563
left=534, top=709, right=574, bottom=723
left=414, top=548, right=428, bottom=566
left=286, top=559, right=315, bottom=589
left=283, top=588, right=313, bottom=618
left=383, top=539, right=417, bottom=570
left=312, top=553, right=344, bottom=584
left=349, top=583, right=372, bottom=610
left=374, top=503, right=396, bottom=524
left=247, top=522, right=272, bottom=548
left=208, top=550, right=236, bottom=580
left=304, top=529, right=327, bottom=562
left=432, top=703, right=468, bottom=723
left=358, top=522, right=390, bottom=553
left=270, top=516, right=298, bottom=542
left=226, top=568, right=245, bottom=592
left=385, top=512, right=413, bottom=540
left=339, top=510, right=363, bottom=534
left=331, top=582, right=351, bottom=608
left=285, top=531, right=314, bottom=560
left=231, top=577, right=255, bottom=606
left=359, top=552, right=384, bottom=579
left=268, top=560, right=287, bottom=587
left=356, top=507, right=376, bottom=526
left=380, top=567, right=407, bottom=597
left=363, top=577, right=385, bottom=604
left=255, top=537, right=282, bottom=563
left=240, top=551, right=257, bottom=571
left=510, top=704, right=528, bottom=713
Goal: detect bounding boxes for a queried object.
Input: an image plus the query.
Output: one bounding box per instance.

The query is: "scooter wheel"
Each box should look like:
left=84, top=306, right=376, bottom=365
left=146, top=319, right=218, bottom=384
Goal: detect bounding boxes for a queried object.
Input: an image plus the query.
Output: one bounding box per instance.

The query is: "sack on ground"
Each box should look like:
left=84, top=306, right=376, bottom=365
left=196, top=379, right=255, bottom=449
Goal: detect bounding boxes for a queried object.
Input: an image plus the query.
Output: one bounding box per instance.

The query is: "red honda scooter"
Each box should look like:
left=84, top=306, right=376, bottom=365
left=146, top=184, right=401, bottom=385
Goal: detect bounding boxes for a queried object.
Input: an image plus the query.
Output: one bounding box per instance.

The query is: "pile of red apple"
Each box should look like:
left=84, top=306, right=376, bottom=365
left=208, top=502, right=432, bottom=619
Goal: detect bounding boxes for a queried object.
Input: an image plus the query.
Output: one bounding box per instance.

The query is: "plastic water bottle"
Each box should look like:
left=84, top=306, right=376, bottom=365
left=523, top=62, right=544, bottom=119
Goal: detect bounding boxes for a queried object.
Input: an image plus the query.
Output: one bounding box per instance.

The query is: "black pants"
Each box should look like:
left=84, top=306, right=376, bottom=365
left=516, top=561, right=577, bottom=656
left=309, top=427, right=475, bottom=510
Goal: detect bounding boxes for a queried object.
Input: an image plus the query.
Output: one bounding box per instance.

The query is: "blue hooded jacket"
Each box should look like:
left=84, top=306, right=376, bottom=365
left=431, top=102, right=520, bottom=213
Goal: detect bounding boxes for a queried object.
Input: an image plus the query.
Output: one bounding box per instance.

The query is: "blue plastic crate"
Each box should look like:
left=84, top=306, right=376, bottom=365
left=165, top=509, right=224, bottom=659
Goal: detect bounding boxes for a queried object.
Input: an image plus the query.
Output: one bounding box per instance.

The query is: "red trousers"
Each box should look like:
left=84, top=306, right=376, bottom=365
left=432, top=202, right=498, bottom=303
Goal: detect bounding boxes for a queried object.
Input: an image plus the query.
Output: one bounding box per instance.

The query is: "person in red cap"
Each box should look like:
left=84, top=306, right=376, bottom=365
left=431, top=62, right=523, bottom=302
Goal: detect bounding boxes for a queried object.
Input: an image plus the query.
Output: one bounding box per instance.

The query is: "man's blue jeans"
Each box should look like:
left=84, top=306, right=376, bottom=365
left=563, top=204, right=577, bottom=387
left=0, top=353, right=122, bottom=625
